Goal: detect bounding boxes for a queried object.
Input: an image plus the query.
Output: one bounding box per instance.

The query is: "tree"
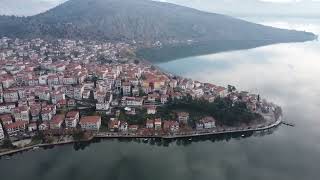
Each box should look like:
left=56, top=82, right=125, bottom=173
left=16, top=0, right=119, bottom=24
left=228, top=85, right=237, bottom=93
left=1, top=139, right=15, bottom=149
left=134, top=59, right=140, bottom=64
left=72, top=130, right=85, bottom=141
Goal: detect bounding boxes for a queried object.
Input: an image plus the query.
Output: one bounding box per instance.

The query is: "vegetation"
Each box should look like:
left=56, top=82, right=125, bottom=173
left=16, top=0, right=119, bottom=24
left=118, top=109, right=148, bottom=125
left=72, top=130, right=85, bottom=141
left=30, top=132, right=45, bottom=144
left=0, top=0, right=315, bottom=44
left=1, top=139, right=15, bottom=149
left=167, top=96, right=262, bottom=126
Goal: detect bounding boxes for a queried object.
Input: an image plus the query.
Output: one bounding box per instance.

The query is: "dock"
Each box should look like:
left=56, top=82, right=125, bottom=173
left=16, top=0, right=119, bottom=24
left=282, top=121, right=295, bottom=127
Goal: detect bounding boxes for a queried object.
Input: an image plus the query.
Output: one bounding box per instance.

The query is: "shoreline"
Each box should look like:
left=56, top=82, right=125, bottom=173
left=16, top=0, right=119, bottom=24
left=0, top=115, right=282, bottom=158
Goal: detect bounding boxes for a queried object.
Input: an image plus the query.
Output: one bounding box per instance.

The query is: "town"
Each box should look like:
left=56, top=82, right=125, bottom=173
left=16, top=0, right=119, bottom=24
left=0, top=37, right=280, bottom=152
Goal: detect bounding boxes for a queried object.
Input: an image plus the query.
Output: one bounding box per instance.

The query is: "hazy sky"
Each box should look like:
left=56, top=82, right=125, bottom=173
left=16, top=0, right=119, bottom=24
left=0, top=0, right=320, bottom=17
left=158, top=0, right=320, bottom=17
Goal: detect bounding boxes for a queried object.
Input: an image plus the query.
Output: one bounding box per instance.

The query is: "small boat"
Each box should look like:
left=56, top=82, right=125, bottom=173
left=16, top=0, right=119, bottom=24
left=143, top=138, right=149, bottom=142
left=5, top=157, right=11, bottom=160
left=241, top=134, right=245, bottom=137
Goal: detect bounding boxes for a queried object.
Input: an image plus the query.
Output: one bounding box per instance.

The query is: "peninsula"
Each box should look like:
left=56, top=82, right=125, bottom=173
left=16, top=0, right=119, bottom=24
left=0, top=37, right=282, bottom=156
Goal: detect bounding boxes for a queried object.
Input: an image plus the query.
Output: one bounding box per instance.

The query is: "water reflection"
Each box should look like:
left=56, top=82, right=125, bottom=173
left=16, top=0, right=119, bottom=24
left=70, top=126, right=280, bottom=152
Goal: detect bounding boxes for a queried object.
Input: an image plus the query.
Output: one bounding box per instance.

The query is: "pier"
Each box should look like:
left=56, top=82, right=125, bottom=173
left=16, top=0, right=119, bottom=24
left=282, top=121, right=295, bottom=127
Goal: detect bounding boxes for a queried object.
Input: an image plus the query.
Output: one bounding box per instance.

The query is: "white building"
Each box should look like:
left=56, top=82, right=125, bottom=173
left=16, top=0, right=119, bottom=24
left=96, top=103, right=110, bottom=111
left=65, top=111, right=80, bottom=128
left=147, top=106, right=157, bottom=115
left=3, top=90, right=19, bottom=103
left=0, top=123, right=5, bottom=141
left=122, top=82, right=131, bottom=96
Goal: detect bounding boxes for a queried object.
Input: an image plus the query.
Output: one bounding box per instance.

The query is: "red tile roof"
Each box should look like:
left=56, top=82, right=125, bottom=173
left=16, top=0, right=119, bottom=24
left=80, top=116, right=101, bottom=124
left=4, top=121, right=28, bottom=129
left=66, top=111, right=79, bottom=118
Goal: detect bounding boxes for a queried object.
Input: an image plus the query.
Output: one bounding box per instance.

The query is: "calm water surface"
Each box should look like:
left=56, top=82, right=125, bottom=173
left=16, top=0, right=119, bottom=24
left=1, top=18, right=320, bottom=180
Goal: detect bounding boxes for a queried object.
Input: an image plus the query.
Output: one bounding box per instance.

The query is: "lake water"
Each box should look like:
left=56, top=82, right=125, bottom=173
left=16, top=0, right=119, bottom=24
left=1, top=17, right=320, bottom=180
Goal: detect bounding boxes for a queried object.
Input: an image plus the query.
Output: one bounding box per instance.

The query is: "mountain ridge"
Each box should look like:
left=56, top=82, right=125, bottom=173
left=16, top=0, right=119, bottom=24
left=0, top=0, right=317, bottom=44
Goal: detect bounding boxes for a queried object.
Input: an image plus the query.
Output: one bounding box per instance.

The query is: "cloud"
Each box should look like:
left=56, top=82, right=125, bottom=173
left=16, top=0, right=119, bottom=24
left=0, top=0, right=67, bottom=16
left=158, top=0, right=320, bottom=17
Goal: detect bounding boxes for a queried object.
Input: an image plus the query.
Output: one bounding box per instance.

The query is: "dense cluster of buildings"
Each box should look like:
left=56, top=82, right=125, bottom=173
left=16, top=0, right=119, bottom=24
left=0, top=37, right=273, bottom=142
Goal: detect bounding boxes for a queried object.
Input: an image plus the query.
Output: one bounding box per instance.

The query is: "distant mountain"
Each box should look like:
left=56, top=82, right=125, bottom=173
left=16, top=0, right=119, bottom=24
left=0, top=0, right=317, bottom=44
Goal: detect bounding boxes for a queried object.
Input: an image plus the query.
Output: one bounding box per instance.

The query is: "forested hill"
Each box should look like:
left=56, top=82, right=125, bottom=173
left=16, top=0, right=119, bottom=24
left=0, top=0, right=317, bottom=43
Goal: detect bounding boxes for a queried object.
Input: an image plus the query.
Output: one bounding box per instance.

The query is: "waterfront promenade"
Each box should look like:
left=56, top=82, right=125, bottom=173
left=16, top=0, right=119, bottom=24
left=0, top=114, right=282, bottom=158
left=95, top=115, right=282, bottom=139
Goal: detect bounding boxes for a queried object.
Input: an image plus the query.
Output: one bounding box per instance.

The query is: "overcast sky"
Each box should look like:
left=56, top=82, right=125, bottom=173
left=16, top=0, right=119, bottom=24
left=0, top=0, right=320, bottom=17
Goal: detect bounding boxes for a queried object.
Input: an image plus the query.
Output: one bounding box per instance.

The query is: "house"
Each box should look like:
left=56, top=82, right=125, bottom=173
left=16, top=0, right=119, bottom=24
left=169, top=80, right=177, bottom=88
left=193, top=88, right=204, bottom=98
left=215, top=86, right=227, bottom=98
left=67, top=99, right=76, bottom=107
left=160, top=95, right=169, bottom=104
left=0, top=75, right=15, bottom=89
left=202, top=116, right=216, bottom=129
left=79, top=116, right=101, bottom=131
left=47, top=74, right=60, bottom=86
left=124, top=107, right=136, bottom=115
left=0, top=123, right=4, bottom=141
left=30, top=105, right=41, bottom=121
left=163, top=121, right=179, bottom=132
left=147, top=93, right=159, bottom=102
left=119, top=121, right=128, bottom=132
left=51, top=90, right=65, bottom=104
left=128, top=125, right=139, bottom=132
left=0, top=114, right=13, bottom=125
left=63, top=75, right=77, bottom=85
left=39, top=122, right=49, bottom=131
left=177, top=112, right=189, bottom=124
left=73, top=85, right=84, bottom=100
left=13, top=106, right=30, bottom=122
left=57, top=99, right=67, bottom=109
left=96, top=102, right=110, bottom=111
left=154, top=118, right=162, bottom=130
left=147, top=106, right=157, bottom=115
left=36, top=89, right=51, bottom=101
left=108, top=118, right=120, bottom=132
left=203, top=95, right=215, bottom=103
left=146, top=119, right=154, bottom=129
left=94, top=90, right=106, bottom=103
left=122, top=97, right=143, bottom=107
left=0, top=103, right=16, bottom=114
left=27, top=77, right=39, bottom=86
left=4, top=121, right=27, bottom=136
left=197, top=116, right=216, bottom=130
left=122, top=82, right=131, bottom=96
left=28, top=123, right=37, bottom=132
left=50, top=114, right=65, bottom=129
left=132, top=87, right=140, bottom=97
left=82, top=89, right=91, bottom=99
left=65, top=111, right=80, bottom=128
left=0, top=92, right=3, bottom=104
left=41, top=109, right=53, bottom=121
left=3, top=90, right=19, bottom=103
left=38, top=75, right=48, bottom=85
